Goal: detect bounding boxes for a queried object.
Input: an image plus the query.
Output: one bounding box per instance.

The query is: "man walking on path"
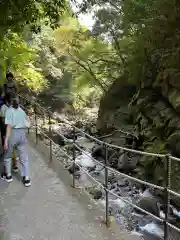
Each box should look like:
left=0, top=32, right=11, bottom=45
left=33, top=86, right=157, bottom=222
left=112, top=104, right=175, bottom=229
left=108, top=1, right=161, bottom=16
left=0, top=94, right=18, bottom=175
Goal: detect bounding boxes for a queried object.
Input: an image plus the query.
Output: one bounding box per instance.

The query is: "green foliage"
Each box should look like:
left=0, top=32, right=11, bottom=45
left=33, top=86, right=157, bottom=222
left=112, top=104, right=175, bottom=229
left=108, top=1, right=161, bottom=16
left=0, top=0, right=66, bottom=36
left=0, top=0, right=67, bottom=92
left=53, top=15, right=123, bottom=107
left=0, top=33, right=34, bottom=70
left=73, top=86, right=102, bottom=108
left=0, top=32, right=47, bottom=92
left=67, top=0, right=180, bottom=186
left=18, top=65, right=47, bottom=92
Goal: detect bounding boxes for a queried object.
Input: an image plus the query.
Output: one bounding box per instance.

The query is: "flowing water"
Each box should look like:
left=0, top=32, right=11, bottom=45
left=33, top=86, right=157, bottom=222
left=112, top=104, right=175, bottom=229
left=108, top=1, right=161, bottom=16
left=39, top=118, right=180, bottom=240
left=60, top=135, right=180, bottom=240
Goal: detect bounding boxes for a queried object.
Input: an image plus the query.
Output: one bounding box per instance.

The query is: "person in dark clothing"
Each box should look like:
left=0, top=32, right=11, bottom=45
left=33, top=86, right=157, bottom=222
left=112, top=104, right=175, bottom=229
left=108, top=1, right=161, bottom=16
left=0, top=94, right=18, bottom=178
left=2, top=72, right=17, bottom=97
left=0, top=87, right=4, bottom=157
left=0, top=94, right=12, bottom=144
left=0, top=87, right=4, bottom=108
left=2, top=72, right=18, bottom=169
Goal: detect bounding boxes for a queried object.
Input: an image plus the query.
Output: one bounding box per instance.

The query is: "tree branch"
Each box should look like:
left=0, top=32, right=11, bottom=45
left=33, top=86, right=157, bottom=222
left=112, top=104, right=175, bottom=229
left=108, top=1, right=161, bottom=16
left=109, top=0, right=122, bottom=12
left=87, top=58, right=121, bottom=66
left=68, top=50, right=107, bottom=92
left=110, top=30, right=126, bottom=66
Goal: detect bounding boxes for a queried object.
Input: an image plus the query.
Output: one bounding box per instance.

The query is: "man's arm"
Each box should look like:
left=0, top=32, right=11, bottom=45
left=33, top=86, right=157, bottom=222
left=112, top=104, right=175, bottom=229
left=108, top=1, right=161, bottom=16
left=4, top=109, right=13, bottom=142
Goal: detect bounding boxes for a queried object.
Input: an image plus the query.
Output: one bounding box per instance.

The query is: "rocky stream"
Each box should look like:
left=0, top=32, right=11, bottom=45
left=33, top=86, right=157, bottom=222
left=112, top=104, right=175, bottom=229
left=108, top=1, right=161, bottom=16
left=38, top=113, right=180, bottom=240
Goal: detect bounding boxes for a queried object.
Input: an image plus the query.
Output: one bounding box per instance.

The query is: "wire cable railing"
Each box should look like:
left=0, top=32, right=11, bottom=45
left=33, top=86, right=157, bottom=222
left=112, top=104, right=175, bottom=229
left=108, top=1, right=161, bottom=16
left=19, top=94, right=180, bottom=239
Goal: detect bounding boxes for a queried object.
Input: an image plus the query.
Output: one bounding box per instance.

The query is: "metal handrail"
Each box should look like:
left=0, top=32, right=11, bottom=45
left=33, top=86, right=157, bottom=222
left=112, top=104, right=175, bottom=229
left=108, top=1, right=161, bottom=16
left=34, top=125, right=165, bottom=222
left=19, top=94, right=180, bottom=239
left=19, top=94, right=167, bottom=158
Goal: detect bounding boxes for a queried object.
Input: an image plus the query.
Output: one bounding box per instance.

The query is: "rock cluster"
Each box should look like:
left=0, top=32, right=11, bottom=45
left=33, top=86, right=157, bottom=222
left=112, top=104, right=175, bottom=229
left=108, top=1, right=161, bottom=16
left=97, top=81, right=180, bottom=192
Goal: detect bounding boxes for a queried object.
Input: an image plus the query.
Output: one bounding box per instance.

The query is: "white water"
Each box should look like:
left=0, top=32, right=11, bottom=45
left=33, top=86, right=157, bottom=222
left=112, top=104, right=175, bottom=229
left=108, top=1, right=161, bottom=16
left=140, top=189, right=153, bottom=198
left=75, top=152, right=95, bottom=168
left=139, top=223, right=164, bottom=239
left=73, top=141, right=169, bottom=239
left=51, top=132, right=180, bottom=240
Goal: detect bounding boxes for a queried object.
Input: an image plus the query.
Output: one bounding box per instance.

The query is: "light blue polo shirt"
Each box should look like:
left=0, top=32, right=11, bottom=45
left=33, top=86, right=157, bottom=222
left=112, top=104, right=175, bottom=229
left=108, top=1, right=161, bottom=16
left=5, top=106, right=26, bottom=128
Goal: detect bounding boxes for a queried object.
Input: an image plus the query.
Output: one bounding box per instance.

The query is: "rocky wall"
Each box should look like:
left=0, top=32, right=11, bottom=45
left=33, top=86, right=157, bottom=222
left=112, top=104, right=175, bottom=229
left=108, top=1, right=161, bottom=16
left=97, top=79, right=180, bottom=191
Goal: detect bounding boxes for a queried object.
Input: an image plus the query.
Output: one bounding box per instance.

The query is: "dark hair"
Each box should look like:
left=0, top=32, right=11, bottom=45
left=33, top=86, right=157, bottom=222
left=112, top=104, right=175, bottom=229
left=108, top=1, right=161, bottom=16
left=12, top=96, right=19, bottom=109
left=4, top=93, right=12, bottom=105
left=6, top=72, right=14, bottom=79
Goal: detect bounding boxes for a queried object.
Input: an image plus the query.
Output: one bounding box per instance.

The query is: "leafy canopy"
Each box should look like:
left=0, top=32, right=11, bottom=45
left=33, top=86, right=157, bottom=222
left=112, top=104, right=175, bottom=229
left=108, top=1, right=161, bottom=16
left=0, top=0, right=67, bottom=36
left=0, top=0, right=67, bottom=90
left=0, top=32, right=47, bottom=91
left=54, top=16, right=122, bottom=94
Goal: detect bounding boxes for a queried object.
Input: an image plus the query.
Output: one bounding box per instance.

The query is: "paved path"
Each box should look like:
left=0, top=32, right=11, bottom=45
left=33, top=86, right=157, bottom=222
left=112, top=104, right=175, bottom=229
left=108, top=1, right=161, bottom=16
left=0, top=144, right=132, bottom=240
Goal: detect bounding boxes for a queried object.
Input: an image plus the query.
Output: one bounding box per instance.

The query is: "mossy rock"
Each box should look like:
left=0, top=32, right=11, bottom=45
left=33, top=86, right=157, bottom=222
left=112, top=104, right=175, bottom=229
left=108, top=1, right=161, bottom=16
left=167, top=132, right=180, bottom=157
left=136, top=197, right=159, bottom=217
left=168, top=89, right=180, bottom=113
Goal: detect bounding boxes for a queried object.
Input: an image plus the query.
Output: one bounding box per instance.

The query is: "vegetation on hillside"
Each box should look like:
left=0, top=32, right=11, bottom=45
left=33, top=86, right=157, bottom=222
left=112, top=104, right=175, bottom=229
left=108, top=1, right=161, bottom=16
left=1, top=0, right=180, bottom=187
left=77, top=0, right=180, bottom=188
left=0, top=0, right=66, bottom=90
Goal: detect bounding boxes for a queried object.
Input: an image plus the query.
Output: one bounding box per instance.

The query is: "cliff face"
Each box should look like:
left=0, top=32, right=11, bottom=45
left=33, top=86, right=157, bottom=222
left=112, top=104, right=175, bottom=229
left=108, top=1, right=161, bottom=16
left=97, top=77, right=137, bottom=135
left=96, top=0, right=180, bottom=186
left=97, top=76, right=180, bottom=191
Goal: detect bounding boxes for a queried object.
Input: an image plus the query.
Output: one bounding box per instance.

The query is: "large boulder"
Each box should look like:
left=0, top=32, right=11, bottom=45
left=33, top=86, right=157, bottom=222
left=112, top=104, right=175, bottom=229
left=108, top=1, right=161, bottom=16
left=136, top=197, right=160, bottom=217
left=108, top=151, right=139, bottom=171
left=96, top=73, right=180, bottom=192
left=167, top=132, right=180, bottom=157
left=89, top=188, right=103, bottom=200
left=51, top=134, right=65, bottom=146
left=87, top=186, right=103, bottom=200
left=117, top=152, right=139, bottom=171
left=91, top=145, right=106, bottom=160
left=97, top=79, right=136, bottom=134
left=168, top=89, right=180, bottom=113
left=170, top=195, right=180, bottom=210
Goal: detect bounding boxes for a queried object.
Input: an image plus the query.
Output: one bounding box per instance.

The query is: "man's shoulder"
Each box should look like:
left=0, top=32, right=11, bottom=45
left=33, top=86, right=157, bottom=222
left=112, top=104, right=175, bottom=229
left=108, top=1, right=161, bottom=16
left=6, top=107, right=13, bottom=114
left=1, top=104, right=7, bottom=109
left=0, top=105, right=5, bottom=113
left=19, top=107, right=25, bottom=115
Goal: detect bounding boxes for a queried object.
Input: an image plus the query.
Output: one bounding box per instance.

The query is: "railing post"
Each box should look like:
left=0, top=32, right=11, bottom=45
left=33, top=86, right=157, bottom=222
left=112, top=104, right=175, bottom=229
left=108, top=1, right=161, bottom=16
left=48, top=112, right=52, bottom=162
left=164, top=154, right=171, bottom=240
left=28, top=124, right=30, bottom=135
left=23, top=97, right=30, bottom=135
left=34, top=104, right=38, bottom=144
left=27, top=99, right=30, bottom=135
left=72, top=126, right=76, bottom=188
left=104, top=143, right=109, bottom=226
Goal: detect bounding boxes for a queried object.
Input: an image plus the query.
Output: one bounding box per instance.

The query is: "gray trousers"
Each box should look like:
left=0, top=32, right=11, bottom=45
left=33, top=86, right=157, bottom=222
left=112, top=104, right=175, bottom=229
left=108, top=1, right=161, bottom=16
left=4, top=129, right=29, bottom=177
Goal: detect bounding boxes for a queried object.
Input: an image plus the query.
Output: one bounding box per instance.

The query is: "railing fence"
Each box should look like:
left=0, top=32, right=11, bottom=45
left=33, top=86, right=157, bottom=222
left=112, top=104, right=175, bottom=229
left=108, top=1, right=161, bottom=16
left=19, top=94, right=180, bottom=240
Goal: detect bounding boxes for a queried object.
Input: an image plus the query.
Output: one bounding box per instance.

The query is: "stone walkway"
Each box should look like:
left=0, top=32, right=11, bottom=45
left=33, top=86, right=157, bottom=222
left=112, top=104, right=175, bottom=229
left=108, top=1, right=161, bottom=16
left=0, top=144, right=136, bottom=240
